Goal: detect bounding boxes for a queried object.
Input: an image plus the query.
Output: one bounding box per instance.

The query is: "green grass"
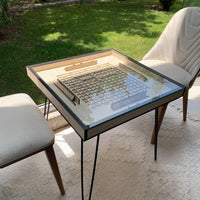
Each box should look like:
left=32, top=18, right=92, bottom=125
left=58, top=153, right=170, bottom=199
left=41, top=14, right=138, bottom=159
left=0, top=0, right=199, bottom=103
left=182, top=0, right=200, bottom=7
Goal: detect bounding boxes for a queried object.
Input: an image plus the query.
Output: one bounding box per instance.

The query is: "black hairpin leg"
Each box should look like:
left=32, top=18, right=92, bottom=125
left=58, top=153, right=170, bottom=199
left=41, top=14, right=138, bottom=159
left=44, top=97, right=51, bottom=120
left=88, top=135, right=100, bottom=200
left=81, top=140, right=84, bottom=200
left=81, top=135, right=100, bottom=200
left=44, top=97, right=48, bottom=117
left=154, top=107, right=159, bottom=161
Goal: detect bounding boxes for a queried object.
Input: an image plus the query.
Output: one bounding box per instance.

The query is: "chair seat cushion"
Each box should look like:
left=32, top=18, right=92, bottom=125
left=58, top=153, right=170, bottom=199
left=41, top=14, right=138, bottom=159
left=0, top=93, right=54, bottom=167
left=140, top=60, right=192, bottom=87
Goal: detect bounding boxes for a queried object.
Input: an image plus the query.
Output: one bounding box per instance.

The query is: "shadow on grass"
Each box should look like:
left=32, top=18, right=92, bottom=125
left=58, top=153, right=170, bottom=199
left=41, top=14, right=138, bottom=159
left=36, top=2, right=161, bottom=44
left=0, top=2, right=163, bottom=103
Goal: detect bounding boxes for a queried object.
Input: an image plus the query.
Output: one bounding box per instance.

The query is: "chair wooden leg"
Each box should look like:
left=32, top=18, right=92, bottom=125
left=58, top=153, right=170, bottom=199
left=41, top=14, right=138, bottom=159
left=45, top=146, right=65, bottom=195
left=183, top=89, right=189, bottom=121
left=151, top=103, right=168, bottom=144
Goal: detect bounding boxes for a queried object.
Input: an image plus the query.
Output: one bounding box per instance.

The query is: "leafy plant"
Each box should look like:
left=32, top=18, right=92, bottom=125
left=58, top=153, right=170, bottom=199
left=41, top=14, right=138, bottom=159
left=159, top=0, right=175, bottom=11
left=0, top=0, right=11, bottom=26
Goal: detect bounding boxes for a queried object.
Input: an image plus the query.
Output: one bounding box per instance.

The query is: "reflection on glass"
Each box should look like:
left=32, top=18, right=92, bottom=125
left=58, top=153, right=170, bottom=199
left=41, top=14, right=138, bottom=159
left=45, top=61, right=181, bottom=126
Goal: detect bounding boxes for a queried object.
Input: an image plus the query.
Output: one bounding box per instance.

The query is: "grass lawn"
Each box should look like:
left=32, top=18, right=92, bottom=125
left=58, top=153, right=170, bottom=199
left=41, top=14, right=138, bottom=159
left=0, top=0, right=199, bottom=103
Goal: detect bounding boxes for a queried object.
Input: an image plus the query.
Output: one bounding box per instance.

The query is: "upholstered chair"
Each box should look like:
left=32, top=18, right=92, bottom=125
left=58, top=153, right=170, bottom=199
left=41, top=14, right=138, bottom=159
left=140, top=7, right=200, bottom=144
left=0, top=93, right=65, bottom=195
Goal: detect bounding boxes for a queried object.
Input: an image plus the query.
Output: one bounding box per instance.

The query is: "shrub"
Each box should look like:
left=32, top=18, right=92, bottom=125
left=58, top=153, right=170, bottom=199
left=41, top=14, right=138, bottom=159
left=159, top=0, right=175, bottom=11
left=0, top=0, right=11, bottom=27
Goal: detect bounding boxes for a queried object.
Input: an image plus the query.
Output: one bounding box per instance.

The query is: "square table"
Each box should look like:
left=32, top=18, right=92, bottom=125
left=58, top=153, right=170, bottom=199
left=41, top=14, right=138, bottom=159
left=26, top=49, right=185, bottom=199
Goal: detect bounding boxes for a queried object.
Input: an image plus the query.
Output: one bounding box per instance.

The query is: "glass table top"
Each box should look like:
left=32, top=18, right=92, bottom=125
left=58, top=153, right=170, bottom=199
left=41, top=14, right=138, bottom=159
left=27, top=49, right=184, bottom=140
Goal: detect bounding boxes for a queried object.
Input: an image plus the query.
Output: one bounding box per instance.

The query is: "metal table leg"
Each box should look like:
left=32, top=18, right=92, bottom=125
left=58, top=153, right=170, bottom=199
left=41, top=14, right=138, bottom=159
left=44, top=97, right=51, bottom=120
left=154, top=107, right=159, bottom=161
left=81, top=135, right=100, bottom=200
left=44, top=97, right=48, bottom=117
left=44, top=96, right=100, bottom=199
left=81, top=140, right=84, bottom=200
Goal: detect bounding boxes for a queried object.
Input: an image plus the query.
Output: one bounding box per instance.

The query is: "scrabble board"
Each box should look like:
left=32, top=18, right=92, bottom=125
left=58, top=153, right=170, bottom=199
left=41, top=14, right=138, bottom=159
left=55, top=63, right=148, bottom=110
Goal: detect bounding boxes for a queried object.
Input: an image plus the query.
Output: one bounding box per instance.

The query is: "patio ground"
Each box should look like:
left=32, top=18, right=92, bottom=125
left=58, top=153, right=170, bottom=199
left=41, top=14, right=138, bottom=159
left=1, top=77, right=200, bottom=200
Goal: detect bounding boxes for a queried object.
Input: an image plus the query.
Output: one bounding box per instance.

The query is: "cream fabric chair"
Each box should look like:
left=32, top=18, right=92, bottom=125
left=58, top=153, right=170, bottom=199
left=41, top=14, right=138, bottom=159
left=140, top=7, right=200, bottom=144
left=0, top=93, right=65, bottom=195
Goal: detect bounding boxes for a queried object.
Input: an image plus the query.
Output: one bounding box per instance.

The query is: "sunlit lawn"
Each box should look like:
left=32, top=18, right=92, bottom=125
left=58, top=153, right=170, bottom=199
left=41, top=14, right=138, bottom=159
left=0, top=0, right=199, bottom=103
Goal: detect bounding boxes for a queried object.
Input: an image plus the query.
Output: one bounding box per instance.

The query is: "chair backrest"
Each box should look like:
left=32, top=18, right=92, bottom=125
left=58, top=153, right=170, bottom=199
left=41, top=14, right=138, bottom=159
left=143, top=7, right=200, bottom=78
